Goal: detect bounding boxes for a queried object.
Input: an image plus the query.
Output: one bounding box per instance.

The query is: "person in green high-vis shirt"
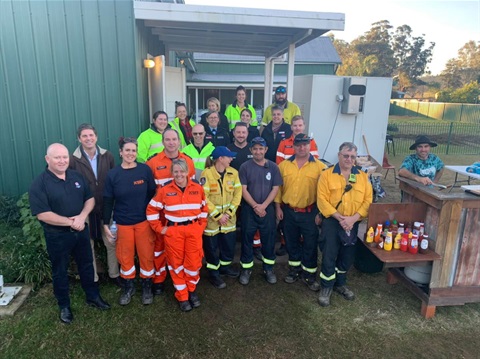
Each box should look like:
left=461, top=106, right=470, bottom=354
left=169, top=102, right=196, bottom=149
left=137, top=111, right=170, bottom=163
left=225, top=85, right=258, bottom=130
left=181, top=124, right=215, bottom=179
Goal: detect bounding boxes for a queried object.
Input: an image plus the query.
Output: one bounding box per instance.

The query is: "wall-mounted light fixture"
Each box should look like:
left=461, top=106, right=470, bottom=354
left=179, top=59, right=185, bottom=66
left=143, top=59, right=155, bottom=69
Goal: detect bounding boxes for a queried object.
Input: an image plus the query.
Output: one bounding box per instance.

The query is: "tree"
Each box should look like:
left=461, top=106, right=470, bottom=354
left=441, top=41, right=480, bottom=88
left=436, top=81, right=480, bottom=103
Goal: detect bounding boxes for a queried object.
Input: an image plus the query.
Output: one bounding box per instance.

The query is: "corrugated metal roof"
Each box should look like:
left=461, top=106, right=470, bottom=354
left=194, top=37, right=341, bottom=64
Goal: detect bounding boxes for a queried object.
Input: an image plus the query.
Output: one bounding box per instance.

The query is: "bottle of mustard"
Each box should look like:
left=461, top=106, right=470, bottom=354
left=384, top=231, right=393, bottom=251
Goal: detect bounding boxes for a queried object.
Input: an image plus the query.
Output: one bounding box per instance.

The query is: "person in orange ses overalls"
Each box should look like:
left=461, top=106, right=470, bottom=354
left=146, top=129, right=195, bottom=297
left=147, top=158, right=208, bottom=312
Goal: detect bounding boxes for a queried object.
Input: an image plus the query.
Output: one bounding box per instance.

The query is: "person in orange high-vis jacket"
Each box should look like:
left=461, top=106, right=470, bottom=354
left=146, top=129, right=195, bottom=296
left=276, top=115, right=319, bottom=165
left=147, top=158, right=208, bottom=312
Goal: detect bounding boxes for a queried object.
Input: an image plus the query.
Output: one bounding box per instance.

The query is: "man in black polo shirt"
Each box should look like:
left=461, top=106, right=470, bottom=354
left=238, top=137, right=282, bottom=285
left=29, top=143, right=110, bottom=324
left=228, top=122, right=252, bottom=171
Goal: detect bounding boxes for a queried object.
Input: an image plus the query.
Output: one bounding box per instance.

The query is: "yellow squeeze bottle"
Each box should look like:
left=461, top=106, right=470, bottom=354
left=384, top=231, right=393, bottom=251
left=366, top=227, right=374, bottom=245
left=393, top=233, right=402, bottom=250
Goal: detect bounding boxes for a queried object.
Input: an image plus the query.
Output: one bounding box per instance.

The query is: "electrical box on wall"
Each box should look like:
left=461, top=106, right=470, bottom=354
left=341, top=77, right=367, bottom=114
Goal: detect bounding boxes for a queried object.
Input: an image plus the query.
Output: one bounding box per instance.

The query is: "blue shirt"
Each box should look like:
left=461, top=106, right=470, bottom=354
left=400, top=153, right=444, bottom=181
left=86, top=149, right=98, bottom=179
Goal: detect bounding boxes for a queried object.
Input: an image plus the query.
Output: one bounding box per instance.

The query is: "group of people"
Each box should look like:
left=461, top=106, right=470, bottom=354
left=30, top=83, right=443, bottom=323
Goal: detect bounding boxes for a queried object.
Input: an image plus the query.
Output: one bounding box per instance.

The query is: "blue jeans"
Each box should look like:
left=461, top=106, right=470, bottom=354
left=44, top=226, right=99, bottom=308
left=240, top=204, right=276, bottom=270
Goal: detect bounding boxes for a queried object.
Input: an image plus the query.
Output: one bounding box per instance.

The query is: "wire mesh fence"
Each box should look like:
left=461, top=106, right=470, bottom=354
left=386, top=121, right=480, bottom=156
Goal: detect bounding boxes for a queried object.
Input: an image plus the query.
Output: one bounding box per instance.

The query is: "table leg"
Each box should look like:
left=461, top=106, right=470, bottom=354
left=386, top=271, right=398, bottom=284
left=448, top=173, right=459, bottom=193
left=421, top=301, right=436, bottom=319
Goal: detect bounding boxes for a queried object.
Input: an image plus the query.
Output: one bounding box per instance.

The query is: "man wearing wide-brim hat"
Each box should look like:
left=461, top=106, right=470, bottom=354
left=398, top=135, right=444, bottom=186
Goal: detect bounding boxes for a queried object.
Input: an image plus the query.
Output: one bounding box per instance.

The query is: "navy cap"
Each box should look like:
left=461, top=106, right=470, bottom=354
left=211, top=146, right=237, bottom=159
left=293, top=133, right=311, bottom=144
left=275, top=86, right=286, bottom=94
left=250, top=137, right=267, bottom=148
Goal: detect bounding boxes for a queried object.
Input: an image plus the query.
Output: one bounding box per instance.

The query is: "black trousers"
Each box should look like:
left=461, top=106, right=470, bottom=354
left=319, top=217, right=359, bottom=288
left=203, top=231, right=236, bottom=275
left=44, top=226, right=99, bottom=309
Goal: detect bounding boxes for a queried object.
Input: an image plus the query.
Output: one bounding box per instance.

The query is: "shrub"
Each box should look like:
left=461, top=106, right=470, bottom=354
left=387, top=123, right=399, bottom=132
left=0, top=195, right=20, bottom=226
left=0, top=193, right=51, bottom=288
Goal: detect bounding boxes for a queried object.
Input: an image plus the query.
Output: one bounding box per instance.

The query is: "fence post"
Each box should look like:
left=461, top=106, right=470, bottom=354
left=446, top=122, right=453, bottom=155
left=459, top=104, right=464, bottom=122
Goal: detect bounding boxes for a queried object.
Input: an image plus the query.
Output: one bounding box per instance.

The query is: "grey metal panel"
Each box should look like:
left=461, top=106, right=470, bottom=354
left=0, top=0, right=146, bottom=197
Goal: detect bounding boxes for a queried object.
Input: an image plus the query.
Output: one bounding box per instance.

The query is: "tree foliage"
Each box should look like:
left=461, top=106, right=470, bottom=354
left=436, top=81, right=480, bottom=104
left=441, top=40, right=480, bottom=89
left=333, top=20, right=435, bottom=83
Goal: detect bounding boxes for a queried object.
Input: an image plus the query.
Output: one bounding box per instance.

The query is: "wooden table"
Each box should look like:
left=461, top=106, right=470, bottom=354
left=397, top=177, right=480, bottom=318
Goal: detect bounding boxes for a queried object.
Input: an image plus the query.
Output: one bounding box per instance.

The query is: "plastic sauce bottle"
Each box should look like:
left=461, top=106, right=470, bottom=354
left=400, top=233, right=409, bottom=252
left=398, top=223, right=405, bottom=235
left=393, top=233, right=402, bottom=250
left=419, top=234, right=429, bottom=254
left=412, top=222, right=421, bottom=236
left=110, top=221, right=118, bottom=242
left=391, top=220, right=399, bottom=236
left=409, top=234, right=419, bottom=254
left=383, top=220, right=390, bottom=238
left=419, top=223, right=425, bottom=237
left=366, top=227, right=375, bottom=247
left=384, top=231, right=393, bottom=251
left=374, top=224, right=383, bottom=243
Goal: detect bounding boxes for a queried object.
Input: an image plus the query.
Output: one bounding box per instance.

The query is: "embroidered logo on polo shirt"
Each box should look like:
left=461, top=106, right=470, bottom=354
left=74, top=182, right=81, bottom=188
left=134, top=180, right=144, bottom=185
left=200, top=177, right=206, bottom=185
left=266, top=172, right=271, bottom=180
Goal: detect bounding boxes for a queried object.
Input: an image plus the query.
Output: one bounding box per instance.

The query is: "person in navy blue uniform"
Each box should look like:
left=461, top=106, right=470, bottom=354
left=29, top=143, right=110, bottom=324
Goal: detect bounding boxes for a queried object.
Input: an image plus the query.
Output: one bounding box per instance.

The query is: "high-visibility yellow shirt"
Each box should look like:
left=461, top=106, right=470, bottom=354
left=275, top=154, right=326, bottom=208
left=262, top=101, right=301, bottom=126
left=137, top=126, right=164, bottom=163
left=317, top=164, right=372, bottom=218
left=224, top=101, right=257, bottom=129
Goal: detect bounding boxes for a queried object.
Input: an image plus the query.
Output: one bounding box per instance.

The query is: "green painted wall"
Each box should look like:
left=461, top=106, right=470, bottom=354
left=0, top=0, right=152, bottom=197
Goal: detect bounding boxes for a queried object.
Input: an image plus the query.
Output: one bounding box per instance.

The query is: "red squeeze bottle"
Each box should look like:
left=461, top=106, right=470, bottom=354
left=400, top=233, right=408, bottom=252
left=409, top=234, right=419, bottom=254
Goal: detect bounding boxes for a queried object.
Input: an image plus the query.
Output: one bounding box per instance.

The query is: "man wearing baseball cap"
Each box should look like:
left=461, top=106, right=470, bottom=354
left=261, top=86, right=301, bottom=127
left=398, top=135, right=444, bottom=186
left=238, top=137, right=283, bottom=285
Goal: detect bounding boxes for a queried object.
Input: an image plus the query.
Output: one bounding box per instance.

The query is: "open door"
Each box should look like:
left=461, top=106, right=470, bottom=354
left=148, top=55, right=186, bottom=120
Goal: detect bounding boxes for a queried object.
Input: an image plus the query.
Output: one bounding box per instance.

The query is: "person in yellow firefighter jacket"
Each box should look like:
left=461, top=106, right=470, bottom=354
left=200, top=146, right=242, bottom=289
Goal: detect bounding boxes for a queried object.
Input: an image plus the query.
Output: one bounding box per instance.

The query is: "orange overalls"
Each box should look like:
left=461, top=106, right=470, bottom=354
left=146, top=152, right=196, bottom=285
left=147, top=179, right=207, bottom=302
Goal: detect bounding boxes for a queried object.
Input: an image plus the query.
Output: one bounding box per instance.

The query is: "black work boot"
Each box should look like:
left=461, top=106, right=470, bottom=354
left=209, top=272, right=226, bottom=289
left=119, top=279, right=135, bottom=306
left=318, top=287, right=333, bottom=307
left=141, top=278, right=154, bottom=305
left=219, top=265, right=240, bottom=278
left=152, top=282, right=165, bottom=296
left=284, top=266, right=302, bottom=283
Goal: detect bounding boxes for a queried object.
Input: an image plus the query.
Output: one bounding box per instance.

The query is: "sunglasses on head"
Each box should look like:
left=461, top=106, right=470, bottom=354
left=276, top=87, right=286, bottom=94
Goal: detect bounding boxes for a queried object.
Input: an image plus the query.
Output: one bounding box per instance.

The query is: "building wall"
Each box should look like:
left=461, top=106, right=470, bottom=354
left=0, top=0, right=151, bottom=197
left=194, top=62, right=336, bottom=76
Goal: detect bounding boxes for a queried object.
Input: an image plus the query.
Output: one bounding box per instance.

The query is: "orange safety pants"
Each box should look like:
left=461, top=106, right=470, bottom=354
left=116, top=220, right=155, bottom=279
left=164, top=222, right=204, bottom=302
left=153, top=232, right=167, bottom=284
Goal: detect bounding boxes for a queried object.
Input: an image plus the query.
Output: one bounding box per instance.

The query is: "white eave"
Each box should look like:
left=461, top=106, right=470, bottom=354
left=134, top=1, right=345, bottom=58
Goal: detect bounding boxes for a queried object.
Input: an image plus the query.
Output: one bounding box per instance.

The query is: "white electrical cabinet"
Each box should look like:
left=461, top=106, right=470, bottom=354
left=293, top=75, right=392, bottom=165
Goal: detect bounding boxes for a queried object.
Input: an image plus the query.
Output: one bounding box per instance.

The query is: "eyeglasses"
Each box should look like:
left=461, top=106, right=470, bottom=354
left=340, top=154, right=356, bottom=160
left=275, top=87, right=286, bottom=94
left=192, top=132, right=205, bottom=136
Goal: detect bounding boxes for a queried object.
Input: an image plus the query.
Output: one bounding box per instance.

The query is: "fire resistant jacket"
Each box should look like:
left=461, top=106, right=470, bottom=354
left=200, top=166, right=242, bottom=236
left=146, top=179, right=208, bottom=233
left=146, top=151, right=195, bottom=187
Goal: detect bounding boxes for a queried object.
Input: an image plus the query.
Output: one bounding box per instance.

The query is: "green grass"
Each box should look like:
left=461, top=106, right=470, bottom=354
left=2, top=155, right=480, bottom=358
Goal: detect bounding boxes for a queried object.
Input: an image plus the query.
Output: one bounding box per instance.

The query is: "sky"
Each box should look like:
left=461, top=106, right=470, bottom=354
left=186, top=0, right=480, bottom=75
